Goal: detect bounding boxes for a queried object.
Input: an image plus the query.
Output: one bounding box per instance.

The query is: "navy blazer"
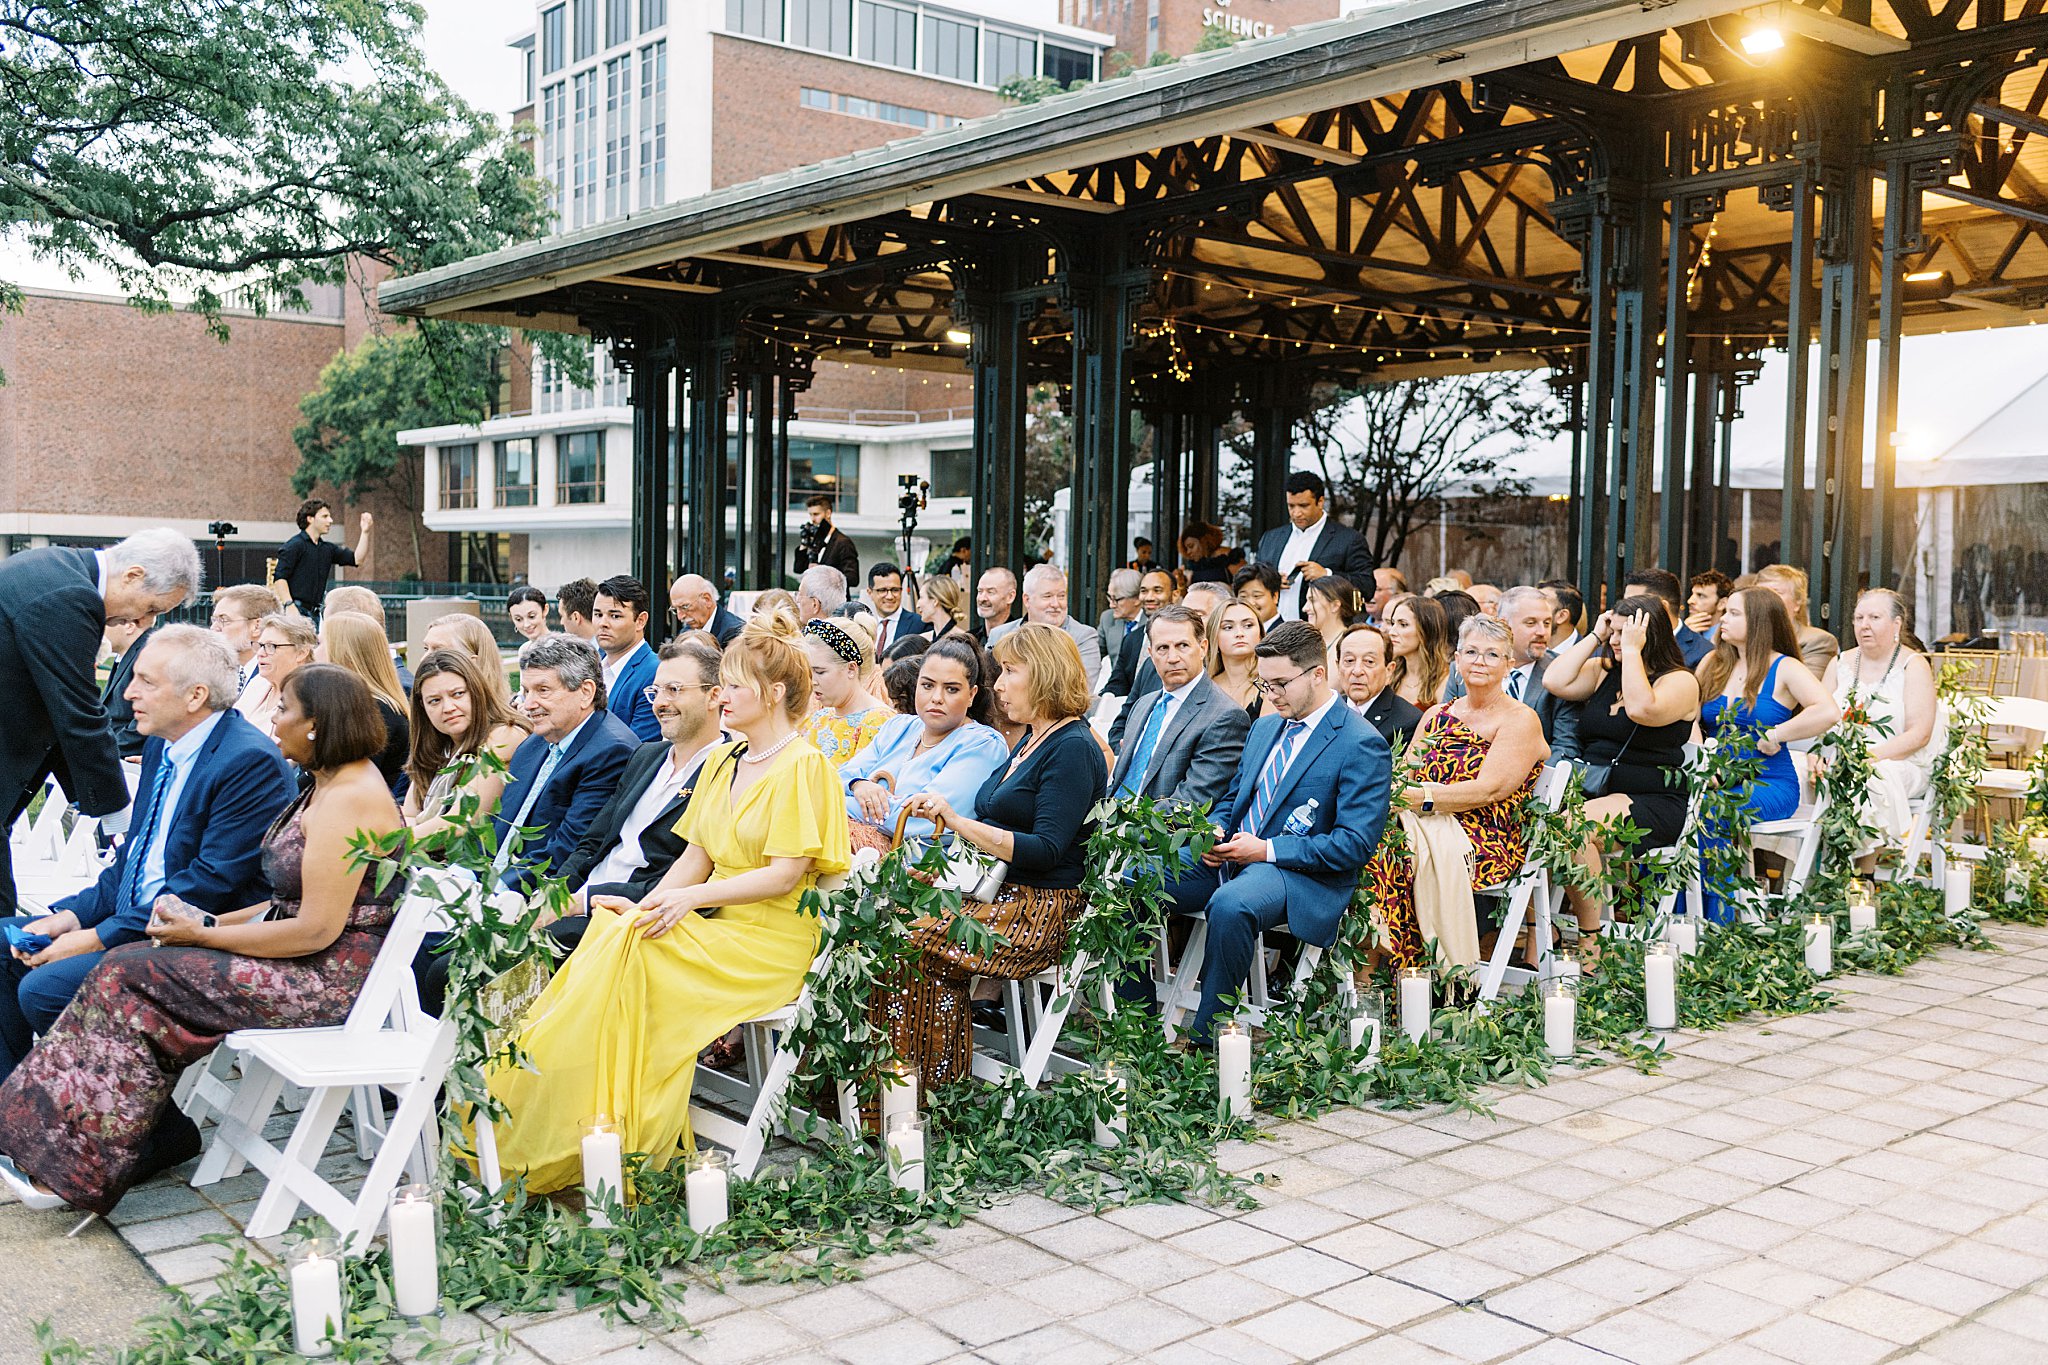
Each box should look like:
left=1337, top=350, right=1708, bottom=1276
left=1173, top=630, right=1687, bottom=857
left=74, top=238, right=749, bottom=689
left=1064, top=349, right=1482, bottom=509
left=707, top=607, right=746, bottom=648
left=606, top=641, right=661, bottom=742
left=1255, top=519, right=1375, bottom=615
left=494, top=710, right=639, bottom=892
left=61, top=709, right=295, bottom=948
left=1217, top=702, right=1392, bottom=948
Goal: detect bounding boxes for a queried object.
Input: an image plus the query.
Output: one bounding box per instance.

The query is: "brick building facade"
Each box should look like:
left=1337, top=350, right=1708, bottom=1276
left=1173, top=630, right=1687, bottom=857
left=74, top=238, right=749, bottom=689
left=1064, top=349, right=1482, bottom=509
left=1061, top=0, right=1341, bottom=63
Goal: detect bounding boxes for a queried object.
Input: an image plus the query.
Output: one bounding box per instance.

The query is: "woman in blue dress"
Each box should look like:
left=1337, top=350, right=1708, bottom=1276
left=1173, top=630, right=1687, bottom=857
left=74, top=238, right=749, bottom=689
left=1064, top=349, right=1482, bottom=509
left=841, top=637, right=1009, bottom=853
left=1694, top=587, right=1841, bottom=921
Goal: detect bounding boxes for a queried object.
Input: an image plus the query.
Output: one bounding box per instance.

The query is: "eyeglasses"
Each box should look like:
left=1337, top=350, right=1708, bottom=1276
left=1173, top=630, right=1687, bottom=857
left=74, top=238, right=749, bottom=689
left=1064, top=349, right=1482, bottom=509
left=1252, top=669, right=1314, bottom=696
left=1457, top=648, right=1510, bottom=664
left=254, top=641, right=290, bottom=654
left=210, top=614, right=248, bottom=627
left=643, top=683, right=713, bottom=704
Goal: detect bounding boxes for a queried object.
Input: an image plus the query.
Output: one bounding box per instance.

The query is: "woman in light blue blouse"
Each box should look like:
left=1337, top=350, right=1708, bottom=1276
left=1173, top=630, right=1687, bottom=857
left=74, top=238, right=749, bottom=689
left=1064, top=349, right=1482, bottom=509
left=843, top=638, right=1009, bottom=853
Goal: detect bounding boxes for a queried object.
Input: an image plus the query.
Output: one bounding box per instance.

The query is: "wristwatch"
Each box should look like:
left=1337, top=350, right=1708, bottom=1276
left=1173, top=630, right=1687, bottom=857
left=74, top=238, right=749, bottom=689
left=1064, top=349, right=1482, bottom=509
left=1418, top=784, right=1436, bottom=814
left=197, top=912, right=218, bottom=929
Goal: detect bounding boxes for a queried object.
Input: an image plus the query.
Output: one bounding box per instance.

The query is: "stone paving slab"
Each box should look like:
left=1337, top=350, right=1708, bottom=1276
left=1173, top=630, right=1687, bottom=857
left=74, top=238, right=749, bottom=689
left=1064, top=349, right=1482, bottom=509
left=15, top=923, right=2048, bottom=1363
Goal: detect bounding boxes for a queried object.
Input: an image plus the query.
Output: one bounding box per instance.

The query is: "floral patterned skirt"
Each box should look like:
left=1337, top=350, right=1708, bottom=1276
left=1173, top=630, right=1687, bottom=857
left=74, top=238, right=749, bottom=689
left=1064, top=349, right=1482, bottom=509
left=0, top=933, right=384, bottom=1214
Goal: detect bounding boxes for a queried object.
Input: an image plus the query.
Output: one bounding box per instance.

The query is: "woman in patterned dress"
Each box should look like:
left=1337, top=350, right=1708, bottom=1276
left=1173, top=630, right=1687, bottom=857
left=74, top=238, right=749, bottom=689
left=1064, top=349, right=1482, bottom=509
left=799, top=617, right=890, bottom=764
left=0, top=665, right=401, bottom=1215
left=1368, top=615, right=1548, bottom=970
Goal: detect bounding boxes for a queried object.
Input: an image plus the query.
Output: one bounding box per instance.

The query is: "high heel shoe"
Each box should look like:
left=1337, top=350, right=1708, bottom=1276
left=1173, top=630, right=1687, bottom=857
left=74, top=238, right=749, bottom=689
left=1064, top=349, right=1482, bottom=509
left=0, top=1155, right=65, bottom=1211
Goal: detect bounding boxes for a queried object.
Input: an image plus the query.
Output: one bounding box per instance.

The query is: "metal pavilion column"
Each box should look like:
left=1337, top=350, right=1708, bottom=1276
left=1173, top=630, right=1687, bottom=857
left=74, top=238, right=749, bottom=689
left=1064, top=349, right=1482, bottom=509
left=1777, top=167, right=1817, bottom=582
left=749, top=368, right=778, bottom=592
left=677, top=312, right=734, bottom=585
left=1659, top=198, right=1706, bottom=571
left=1063, top=228, right=1148, bottom=617
left=625, top=321, right=675, bottom=630
left=956, top=249, right=1034, bottom=593
left=1811, top=162, right=1875, bottom=636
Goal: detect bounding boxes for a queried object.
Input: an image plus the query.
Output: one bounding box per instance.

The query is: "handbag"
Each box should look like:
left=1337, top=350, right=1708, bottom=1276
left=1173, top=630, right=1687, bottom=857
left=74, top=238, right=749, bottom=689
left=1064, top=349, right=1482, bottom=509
left=893, top=806, right=1008, bottom=903
left=1581, top=717, right=1637, bottom=799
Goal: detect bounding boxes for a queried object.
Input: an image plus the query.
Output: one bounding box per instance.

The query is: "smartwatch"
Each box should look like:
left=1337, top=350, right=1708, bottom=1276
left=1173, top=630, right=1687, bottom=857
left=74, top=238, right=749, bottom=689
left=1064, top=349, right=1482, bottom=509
left=197, top=912, right=219, bottom=929
left=1418, top=784, right=1436, bottom=815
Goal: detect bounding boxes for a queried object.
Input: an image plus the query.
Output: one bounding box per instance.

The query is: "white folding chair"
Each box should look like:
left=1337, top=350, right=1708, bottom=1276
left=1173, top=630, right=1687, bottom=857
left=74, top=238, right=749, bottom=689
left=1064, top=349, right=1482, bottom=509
left=1476, top=764, right=1571, bottom=1004
left=1158, top=912, right=1328, bottom=1040
left=969, top=949, right=1112, bottom=1088
left=12, top=807, right=106, bottom=906
left=1752, top=789, right=1829, bottom=905
left=182, top=869, right=459, bottom=1253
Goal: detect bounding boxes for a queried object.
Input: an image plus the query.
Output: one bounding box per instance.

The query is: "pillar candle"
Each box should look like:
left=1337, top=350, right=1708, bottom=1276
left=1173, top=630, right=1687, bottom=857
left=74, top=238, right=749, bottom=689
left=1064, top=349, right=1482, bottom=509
left=1398, top=968, right=1431, bottom=1043
left=1347, top=1012, right=1382, bottom=1071
left=1543, top=984, right=1576, bottom=1060
left=885, top=1118, right=926, bottom=1196
left=2007, top=862, right=2028, bottom=905
left=879, top=1062, right=918, bottom=1137
left=1216, top=1023, right=1252, bottom=1119
left=1847, top=884, right=1878, bottom=934
left=685, top=1151, right=730, bottom=1233
left=289, top=1244, right=344, bottom=1358
left=1093, top=1065, right=1128, bottom=1148
left=386, top=1187, right=439, bottom=1318
left=1804, top=914, right=1833, bottom=976
left=1644, top=944, right=1677, bottom=1031
left=1943, top=861, right=1974, bottom=917
left=580, top=1116, right=624, bottom=1229
left=1666, top=916, right=1698, bottom=958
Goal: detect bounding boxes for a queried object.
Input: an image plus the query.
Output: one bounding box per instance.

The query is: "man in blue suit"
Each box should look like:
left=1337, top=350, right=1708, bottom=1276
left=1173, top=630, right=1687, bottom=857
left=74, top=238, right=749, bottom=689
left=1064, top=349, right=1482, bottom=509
left=594, top=574, right=661, bottom=742
left=0, top=626, right=293, bottom=1078
left=1146, top=621, right=1392, bottom=1044
left=494, top=634, right=638, bottom=894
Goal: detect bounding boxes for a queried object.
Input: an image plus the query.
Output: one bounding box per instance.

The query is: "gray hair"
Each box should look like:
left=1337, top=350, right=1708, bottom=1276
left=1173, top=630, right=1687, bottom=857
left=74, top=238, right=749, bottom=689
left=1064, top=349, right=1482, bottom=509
left=979, top=566, right=1017, bottom=593
left=1184, top=581, right=1233, bottom=618
left=1107, top=567, right=1141, bottom=602
left=1498, top=586, right=1551, bottom=619
left=106, top=528, right=203, bottom=601
left=1458, top=613, right=1514, bottom=649
left=798, top=564, right=847, bottom=615
left=1022, top=563, right=1067, bottom=595
left=518, top=634, right=606, bottom=709
left=145, top=624, right=239, bottom=712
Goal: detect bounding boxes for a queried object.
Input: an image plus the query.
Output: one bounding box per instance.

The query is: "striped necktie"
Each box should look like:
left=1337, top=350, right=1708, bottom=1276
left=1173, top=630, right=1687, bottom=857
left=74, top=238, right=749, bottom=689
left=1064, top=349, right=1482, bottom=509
left=122, top=753, right=177, bottom=915
left=1243, top=720, right=1306, bottom=834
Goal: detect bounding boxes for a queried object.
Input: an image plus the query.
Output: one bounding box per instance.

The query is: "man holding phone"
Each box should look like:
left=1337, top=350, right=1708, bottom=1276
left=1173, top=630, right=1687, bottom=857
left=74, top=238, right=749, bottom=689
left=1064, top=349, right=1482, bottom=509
left=1255, top=472, right=1374, bottom=621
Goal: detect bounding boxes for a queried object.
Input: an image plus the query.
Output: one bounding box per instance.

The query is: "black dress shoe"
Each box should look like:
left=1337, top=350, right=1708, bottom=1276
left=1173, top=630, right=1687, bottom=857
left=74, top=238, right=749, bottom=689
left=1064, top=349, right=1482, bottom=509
left=971, top=1000, right=1007, bottom=1032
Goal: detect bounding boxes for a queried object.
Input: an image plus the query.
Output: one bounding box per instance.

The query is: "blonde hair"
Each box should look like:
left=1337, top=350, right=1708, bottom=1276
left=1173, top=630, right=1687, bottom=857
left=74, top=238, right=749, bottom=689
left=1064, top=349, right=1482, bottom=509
left=724, top=605, right=813, bottom=720
left=320, top=611, right=407, bottom=712
left=923, top=574, right=967, bottom=629
left=991, top=622, right=1093, bottom=721
left=751, top=588, right=799, bottom=619
left=1755, top=564, right=1812, bottom=625
left=257, top=612, right=318, bottom=655
left=422, top=613, right=511, bottom=712
left=324, top=585, right=383, bottom=620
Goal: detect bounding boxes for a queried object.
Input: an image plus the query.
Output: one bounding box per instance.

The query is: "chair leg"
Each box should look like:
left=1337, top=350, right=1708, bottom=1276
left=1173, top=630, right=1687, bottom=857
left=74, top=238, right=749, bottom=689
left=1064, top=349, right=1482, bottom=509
left=243, top=1084, right=353, bottom=1240
left=1477, top=880, right=1534, bottom=1006
left=1161, top=917, right=1208, bottom=1041
left=191, top=1056, right=284, bottom=1187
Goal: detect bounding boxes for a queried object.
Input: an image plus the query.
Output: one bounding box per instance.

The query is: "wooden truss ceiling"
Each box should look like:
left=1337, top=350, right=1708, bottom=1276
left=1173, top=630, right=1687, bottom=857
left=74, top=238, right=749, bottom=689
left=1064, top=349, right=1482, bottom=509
left=558, top=0, right=2048, bottom=386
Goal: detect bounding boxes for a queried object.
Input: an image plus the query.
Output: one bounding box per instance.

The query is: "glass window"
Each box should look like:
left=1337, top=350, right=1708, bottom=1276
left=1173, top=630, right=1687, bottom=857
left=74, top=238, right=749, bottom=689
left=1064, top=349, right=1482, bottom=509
left=541, top=5, right=565, bottom=72
left=800, top=86, right=832, bottom=111
left=607, top=0, right=631, bottom=46
left=541, top=81, right=567, bottom=221
left=603, top=55, right=633, bottom=220
left=790, top=0, right=851, bottom=53
left=987, top=30, right=1035, bottom=86
left=788, top=438, right=859, bottom=509
left=1042, top=42, right=1092, bottom=86
left=571, top=70, right=597, bottom=229
left=639, top=0, right=665, bottom=29
left=638, top=41, right=666, bottom=208
left=858, top=2, right=915, bottom=67
left=930, top=447, right=973, bottom=500
left=726, top=0, right=782, bottom=39
left=523, top=43, right=536, bottom=102
left=458, top=533, right=513, bottom=587
left=558, top=431, right=605, bottom=504
left=923, top=16, right=976, bottom=81
left=439, top=444, right=479, bottom=510
left=496, top=439, right=538, bottom=507
left=573, top=0, right=596, bottom=60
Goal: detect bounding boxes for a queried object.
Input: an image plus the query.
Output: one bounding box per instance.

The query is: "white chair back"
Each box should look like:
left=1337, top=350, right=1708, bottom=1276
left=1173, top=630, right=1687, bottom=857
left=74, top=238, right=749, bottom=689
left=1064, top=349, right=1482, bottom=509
left=342, top=866, right=471, bottom=1038
left=1984, top=694, right=2048, bottom=738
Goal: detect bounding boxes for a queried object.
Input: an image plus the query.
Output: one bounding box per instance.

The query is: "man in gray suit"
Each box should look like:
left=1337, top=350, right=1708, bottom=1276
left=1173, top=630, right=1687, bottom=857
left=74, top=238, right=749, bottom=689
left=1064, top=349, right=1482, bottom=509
left=988, top=563, right=1101, bottom=680
left=1499, top=585, right=1579, bottom=762
left=1108, top=605, right=1250, bottom=811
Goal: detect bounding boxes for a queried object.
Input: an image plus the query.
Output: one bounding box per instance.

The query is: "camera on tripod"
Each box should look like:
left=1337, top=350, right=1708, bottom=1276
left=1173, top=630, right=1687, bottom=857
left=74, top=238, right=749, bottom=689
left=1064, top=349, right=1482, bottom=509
left=896, top=472, right=928, bottom=527
left=207, top=521, right=239, bottom=538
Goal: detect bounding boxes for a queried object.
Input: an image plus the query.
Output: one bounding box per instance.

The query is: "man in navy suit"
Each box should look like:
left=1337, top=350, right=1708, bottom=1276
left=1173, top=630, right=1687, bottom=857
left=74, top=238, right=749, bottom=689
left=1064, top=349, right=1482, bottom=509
left=494, top=634, right=638, bottom=894
left=669, top=573, right=745, bottom=647
left=1255, top=471, right=1375, bottom=622
left=1143, top=622, right=1392, bottom=1044
left=593, top=574, right=661, bottom=742
left=0, top=626, right=293, bottom=1078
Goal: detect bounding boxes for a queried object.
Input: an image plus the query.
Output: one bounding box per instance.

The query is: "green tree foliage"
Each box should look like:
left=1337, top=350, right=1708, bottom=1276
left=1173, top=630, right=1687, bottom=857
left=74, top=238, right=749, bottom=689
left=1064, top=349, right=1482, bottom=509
left=0, top=0, right=547, bottom=329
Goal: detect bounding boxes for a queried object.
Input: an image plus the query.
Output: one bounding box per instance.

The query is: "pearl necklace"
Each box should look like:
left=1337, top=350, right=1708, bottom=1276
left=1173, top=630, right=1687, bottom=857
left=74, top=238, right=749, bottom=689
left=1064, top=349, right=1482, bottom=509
left=737, top=730, right=800, bottom=765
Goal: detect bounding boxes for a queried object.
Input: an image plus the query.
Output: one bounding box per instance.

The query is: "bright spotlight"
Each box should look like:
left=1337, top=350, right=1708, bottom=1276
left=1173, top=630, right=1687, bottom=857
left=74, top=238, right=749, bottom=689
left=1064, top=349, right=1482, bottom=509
left=1741, top=26, right=1786, bottom=55
left=945, top=328, right=971, bottom=344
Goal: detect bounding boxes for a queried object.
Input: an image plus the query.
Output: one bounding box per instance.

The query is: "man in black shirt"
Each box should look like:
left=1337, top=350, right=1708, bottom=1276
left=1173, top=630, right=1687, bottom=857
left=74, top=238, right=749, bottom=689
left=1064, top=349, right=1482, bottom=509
left=272, top=499, right=372, bottom=620
left=794, top=494, right=858, bottom=582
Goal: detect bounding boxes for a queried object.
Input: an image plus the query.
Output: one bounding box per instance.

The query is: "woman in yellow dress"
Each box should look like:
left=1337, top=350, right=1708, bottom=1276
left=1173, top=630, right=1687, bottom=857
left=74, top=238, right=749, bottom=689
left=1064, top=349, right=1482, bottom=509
left=486, top=608, right=850, bottom=1192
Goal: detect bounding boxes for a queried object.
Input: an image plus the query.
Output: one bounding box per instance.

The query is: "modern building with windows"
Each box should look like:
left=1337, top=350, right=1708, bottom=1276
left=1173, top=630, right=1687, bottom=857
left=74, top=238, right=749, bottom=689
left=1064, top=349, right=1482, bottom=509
left=407, top=0, right=1110, bottom=586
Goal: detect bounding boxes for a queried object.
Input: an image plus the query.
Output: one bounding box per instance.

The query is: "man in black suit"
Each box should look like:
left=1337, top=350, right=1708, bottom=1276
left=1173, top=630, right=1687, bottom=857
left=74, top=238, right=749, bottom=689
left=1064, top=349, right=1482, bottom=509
left=669, top=573, right=744, bottom=647
left=1334, top=622, right=1422, bottom=751
left=0, top=529, right=201, bottom=913
left=1104, top=569, right=1176, bottom=699
left=795, top=494, right=859, bottom=582
left=102, top=617, right=156, bottom=759
left=864, top=563, right=921, bottom=655
left=1256, top=471, right=1375, bottom=622
left=549, top=638, right=726, bottom=952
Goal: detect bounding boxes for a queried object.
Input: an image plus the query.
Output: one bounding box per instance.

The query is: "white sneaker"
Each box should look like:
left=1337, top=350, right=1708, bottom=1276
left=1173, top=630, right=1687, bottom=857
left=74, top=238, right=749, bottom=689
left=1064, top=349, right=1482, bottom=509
left=0, top=1154, right=65, bottom=1211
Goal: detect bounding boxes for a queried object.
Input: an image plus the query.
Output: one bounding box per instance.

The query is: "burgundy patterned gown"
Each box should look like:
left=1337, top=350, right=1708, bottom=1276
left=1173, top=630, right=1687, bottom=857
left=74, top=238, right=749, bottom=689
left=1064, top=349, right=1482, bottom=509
left=0, top=792, right=398, bottom=1214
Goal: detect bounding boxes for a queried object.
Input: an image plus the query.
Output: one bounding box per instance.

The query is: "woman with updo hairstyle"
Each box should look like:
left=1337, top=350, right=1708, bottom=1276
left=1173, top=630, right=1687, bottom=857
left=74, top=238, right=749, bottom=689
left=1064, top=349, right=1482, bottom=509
left=841, top=636, right=1010, bottom=854
left=799, top=616, right=890, bottom=764
left=403, top=648, right=531, bottom=837
left=876, top=623, right=1108, bottom=1098
left=1820, top=587, right=1945, bottom=859
left=485, top=607, right=850, bottom=1193
left=418, top=613, right=514, bottom=714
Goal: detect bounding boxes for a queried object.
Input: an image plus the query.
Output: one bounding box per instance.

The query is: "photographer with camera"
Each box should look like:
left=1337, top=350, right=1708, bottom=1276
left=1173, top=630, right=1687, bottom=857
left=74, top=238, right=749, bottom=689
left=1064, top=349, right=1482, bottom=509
left=794, top=494, right=857, bottom=583
left=272, top=499, right=372, bottom=621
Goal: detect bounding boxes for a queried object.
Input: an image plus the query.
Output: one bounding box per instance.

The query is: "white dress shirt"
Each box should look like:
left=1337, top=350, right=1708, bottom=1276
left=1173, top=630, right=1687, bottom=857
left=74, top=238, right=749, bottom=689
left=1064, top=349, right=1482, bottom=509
left=1275, top=515, right=1327, bottom=620
left=138, top=711, right=225, bottom=904
left=582, top=738, right=717, bottom=890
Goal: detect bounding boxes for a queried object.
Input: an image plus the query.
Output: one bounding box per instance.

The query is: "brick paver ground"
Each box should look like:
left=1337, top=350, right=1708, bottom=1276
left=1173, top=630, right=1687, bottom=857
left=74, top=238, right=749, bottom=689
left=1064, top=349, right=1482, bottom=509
left=23, top=921, right=2048, bottom=1362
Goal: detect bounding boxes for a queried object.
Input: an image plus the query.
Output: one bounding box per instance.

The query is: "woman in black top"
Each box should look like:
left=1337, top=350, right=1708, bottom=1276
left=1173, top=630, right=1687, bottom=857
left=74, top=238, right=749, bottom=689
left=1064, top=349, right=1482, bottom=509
left=884, top=623, right=1107, bottom=1093
left=1541, top=594, right=1699, bottom=946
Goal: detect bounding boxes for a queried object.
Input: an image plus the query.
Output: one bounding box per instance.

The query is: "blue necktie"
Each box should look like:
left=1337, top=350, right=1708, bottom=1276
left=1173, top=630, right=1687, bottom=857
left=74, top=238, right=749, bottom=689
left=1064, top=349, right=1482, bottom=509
left=496, top=742, right=564, bottom=871
left=1244, top=720, right=1306, bottom=834
left=122, top=753, right=176, bottom=916
left=1119, top=692, right=1175, bottom=798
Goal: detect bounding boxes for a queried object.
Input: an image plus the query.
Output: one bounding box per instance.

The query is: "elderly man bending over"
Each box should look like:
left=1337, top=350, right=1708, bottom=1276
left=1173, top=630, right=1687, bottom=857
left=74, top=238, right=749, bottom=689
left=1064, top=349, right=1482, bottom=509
left=0, top=627, right=294, bottom=1081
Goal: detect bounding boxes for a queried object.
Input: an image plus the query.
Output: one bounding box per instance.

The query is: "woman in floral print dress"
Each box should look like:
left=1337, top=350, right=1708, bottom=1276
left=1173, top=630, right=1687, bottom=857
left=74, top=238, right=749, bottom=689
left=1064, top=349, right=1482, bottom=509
left=0, top=666, right=401, bottom=1215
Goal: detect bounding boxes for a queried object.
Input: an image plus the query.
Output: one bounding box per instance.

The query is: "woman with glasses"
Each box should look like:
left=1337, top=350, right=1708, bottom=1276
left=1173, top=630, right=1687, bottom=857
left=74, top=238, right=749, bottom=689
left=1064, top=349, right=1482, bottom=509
left=403, top=649, right=531, bottom=838
left=1207, top=598, right=1265, bottom=718
left=798, top=617, right=890, bottom=764
left=1541, top=596, right=1701, bottom=954
left=841, top=638, right=1008, bottom=855
left=249, top=614, right=317, bottom=738
left=1365, top=614, right=1548, bottom=971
